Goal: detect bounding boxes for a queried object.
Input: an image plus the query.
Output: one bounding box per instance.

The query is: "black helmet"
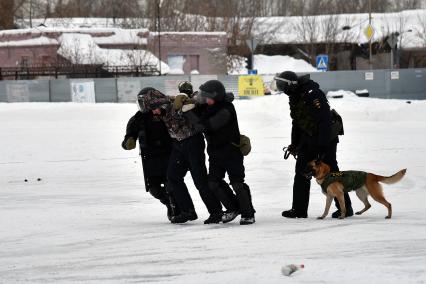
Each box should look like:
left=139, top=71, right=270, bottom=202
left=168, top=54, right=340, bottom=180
left=178, top=81, right=193, bottom=97
left=275, top=71, right=298, bottom=94
left=199, top=80, right=226, bottom=101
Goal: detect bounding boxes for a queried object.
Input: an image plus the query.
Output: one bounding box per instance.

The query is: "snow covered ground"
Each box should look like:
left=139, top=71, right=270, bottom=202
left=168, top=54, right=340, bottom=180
left=1, top=93, right=426, bottom=283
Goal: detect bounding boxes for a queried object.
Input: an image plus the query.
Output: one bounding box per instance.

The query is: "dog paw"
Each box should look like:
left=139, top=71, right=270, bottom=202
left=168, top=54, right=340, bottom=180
left=338, top=216, right=345, bottom=219
left=385, top=216, right=391, bottom=219
left=317, top=216, right=324, bottom=220
left=355, top=211, right=362, bottom=215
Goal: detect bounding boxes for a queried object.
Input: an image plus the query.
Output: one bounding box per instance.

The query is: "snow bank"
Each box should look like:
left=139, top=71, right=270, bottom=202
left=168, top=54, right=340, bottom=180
left=229, top=54, right=316, bottom=75
left=254, top=54, right=317, bottom=74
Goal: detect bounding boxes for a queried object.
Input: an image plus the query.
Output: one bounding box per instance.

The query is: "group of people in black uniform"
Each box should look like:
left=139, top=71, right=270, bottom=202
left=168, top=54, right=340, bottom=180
left=122, top=71, right=353, bottom=225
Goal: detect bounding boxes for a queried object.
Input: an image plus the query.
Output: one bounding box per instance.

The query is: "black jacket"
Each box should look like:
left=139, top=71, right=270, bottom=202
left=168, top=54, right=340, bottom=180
left=185, top=94, right=240, bottom=150
left=288, top=78, right=332, bottom=148
left=124, top=111, right=172, bottom=158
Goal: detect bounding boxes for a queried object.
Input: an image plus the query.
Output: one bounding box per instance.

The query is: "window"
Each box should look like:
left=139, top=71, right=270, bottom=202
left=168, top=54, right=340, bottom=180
left=167, top=55, right=185, bottom=74
left=20, top=57, right=30, bottom=67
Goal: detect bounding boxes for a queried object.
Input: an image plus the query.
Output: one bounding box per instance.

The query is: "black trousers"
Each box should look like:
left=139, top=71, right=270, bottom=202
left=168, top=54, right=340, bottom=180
left=167, top=134, right=222, bottom=214
left=145, top=175, right=180, bottom=215
left=292, top=137, right=352, bottom=214
left=140, top=153, right=181, bottom=215
left=208, top=144, right=255, bottom=217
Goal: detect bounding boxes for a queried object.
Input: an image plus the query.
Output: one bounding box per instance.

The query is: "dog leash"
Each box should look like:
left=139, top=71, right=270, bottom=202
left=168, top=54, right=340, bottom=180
left=283, top=147, right=297, bottom=160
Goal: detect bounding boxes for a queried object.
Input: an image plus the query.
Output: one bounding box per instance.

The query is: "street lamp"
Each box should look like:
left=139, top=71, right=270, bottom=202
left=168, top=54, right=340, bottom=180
left=368, top=0, right=372, bottom=69
left=157, top=0, right=164, bottom=75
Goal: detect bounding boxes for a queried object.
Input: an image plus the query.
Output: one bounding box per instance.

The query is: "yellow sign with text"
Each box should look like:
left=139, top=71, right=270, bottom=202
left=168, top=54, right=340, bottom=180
left=238, top=75, right=264, bottom=96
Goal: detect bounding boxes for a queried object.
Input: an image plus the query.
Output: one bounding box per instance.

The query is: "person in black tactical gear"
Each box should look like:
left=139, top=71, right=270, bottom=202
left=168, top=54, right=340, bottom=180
left=275, top=71, right=353, bottom=219
left=122, top=87, right=180, bottom=222
left=175, top=81, right=240, bottom=222
left=180, top=80, right=256, bottom=225
left=139, top=88, right=223, bottom=224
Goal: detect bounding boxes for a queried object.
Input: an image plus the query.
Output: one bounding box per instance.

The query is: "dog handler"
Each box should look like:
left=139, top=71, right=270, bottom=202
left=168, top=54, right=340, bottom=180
left=275, top=71, right=353, bottom=218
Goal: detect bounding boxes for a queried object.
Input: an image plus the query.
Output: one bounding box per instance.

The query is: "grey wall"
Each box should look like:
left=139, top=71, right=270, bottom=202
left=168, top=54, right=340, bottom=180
left=0, top=69, right=425, bottom=103
left=307, top=69, right=426, bottom=99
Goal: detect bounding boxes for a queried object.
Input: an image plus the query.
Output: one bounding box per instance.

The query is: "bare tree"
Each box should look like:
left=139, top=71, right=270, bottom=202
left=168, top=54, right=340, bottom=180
left=415, top=11, right=426, bottom=47
left=0, top=0, right=27, bottom=29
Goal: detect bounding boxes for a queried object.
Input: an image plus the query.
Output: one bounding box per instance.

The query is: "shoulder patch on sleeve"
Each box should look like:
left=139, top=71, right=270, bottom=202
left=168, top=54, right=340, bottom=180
left=313, top=98, right=321, bottom=109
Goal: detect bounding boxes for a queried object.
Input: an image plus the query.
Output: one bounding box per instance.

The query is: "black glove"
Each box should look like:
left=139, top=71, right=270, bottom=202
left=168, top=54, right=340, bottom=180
left=121, top=137, right=136, bottom=150
left=288, top=144, right=298, bottom=156
left=316, top=145, right=328, bottom=161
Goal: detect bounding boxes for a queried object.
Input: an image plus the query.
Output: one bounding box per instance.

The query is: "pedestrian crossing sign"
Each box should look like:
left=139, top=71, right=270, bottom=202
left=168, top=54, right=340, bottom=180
left=316, top=54, right=328, bottom=71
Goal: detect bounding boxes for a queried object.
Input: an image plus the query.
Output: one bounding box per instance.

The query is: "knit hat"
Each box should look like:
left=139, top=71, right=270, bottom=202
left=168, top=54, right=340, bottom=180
left=199, top=80, right=226, bottom=101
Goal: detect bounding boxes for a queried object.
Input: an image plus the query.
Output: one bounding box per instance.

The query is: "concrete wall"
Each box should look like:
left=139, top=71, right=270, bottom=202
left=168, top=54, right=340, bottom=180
left=149, top=33, right=228, bottom=75
left=307, top=69, right=426, bottom=99
left=1, top=68, right=425, bottom=103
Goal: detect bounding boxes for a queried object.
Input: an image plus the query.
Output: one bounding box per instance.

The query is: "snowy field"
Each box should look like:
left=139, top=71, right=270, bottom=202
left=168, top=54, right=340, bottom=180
left=1, top=93, right=426, bottom=283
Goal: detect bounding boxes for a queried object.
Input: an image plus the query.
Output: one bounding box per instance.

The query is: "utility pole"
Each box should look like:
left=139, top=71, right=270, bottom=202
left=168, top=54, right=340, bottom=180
left=157, top=0, right=162, bottom=75
left=368, top=0, right=372, bottom=69
left=29, top=0, right=33, bottom=28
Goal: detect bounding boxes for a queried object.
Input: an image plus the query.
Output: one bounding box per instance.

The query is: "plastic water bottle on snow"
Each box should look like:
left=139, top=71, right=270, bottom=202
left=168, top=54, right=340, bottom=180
left=281, top=264, right=304, bottom=276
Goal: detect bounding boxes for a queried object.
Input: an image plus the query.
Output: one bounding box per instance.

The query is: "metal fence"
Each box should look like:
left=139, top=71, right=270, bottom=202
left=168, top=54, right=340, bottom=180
left=1, top=69, right=425, bottom=103
left=0, top=65, right=160, bottom=80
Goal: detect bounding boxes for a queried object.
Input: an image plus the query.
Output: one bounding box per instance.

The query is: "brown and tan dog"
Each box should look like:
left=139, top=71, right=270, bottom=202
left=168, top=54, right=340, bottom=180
left=306, top=160, right=406, bottom=219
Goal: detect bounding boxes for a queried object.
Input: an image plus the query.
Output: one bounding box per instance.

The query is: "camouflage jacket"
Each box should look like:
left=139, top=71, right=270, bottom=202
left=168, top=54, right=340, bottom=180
left=141, top=89, right=198, bottom=141
left=321, top=171, right=367, bottom=193
left=160, top=105, right=198, bottom=141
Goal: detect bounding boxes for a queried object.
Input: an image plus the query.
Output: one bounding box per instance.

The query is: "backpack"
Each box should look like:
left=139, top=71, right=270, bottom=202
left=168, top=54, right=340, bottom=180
left=232, top=134, right=251, bottom=156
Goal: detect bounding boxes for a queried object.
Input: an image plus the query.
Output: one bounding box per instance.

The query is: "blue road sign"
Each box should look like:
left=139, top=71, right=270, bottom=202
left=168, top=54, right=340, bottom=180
left=248, top=69, right=258, bottom=75
left=316, top=54, right=329, bottom=71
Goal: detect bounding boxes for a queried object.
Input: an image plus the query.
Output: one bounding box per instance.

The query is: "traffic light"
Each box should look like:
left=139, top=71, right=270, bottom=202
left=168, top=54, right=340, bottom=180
left=245, top=55, right=253, bottom=71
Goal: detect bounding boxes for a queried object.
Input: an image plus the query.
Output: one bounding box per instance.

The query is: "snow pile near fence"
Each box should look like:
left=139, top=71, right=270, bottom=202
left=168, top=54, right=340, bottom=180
left=254, top=54, right=317, bottom=74
left=229, top=54, right=316, bottom=75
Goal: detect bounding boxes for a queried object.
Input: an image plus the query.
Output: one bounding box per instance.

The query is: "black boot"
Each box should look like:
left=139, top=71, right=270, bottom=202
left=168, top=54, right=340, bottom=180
left=331, top=207, right=354, bottom=218
left=222, top=210, right=240, bottom=223
left=167, top=196, right=180, bottom=221
left=166, top=203, right=173, bottom=221
left=204, top=212, right=223, bottom=224
left=332, top=192, right=353, bottom=218
left=282, top=208, right=307, bottom=218
left=171, top=210, right=198, bottom=224
left=240, top=215, right=255, bottom=225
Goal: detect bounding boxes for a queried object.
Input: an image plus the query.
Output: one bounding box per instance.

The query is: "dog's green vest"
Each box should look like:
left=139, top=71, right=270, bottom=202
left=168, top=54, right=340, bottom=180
left=321, top=171, right=367, bottom=193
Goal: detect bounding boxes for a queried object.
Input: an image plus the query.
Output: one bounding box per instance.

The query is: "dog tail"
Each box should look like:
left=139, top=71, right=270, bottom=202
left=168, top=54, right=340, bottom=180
left=377, top=169, right=407, bottom=185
